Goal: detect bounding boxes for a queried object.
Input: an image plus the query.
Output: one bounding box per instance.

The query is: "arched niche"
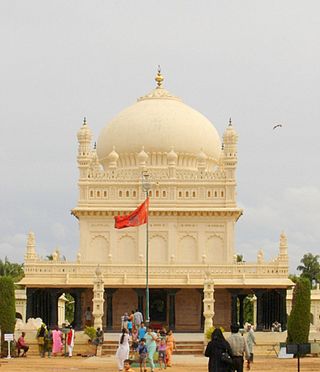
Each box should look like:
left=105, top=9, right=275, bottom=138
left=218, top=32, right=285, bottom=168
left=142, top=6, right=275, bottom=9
left=178, top=235, right=198, bottom=264
left=206, top=235, right=224, bottom=263
left=114, top=235, right=137, bottom=264
left=149, top=235, right=167, bottom=264
left=88, top=235, right=109, bottom=263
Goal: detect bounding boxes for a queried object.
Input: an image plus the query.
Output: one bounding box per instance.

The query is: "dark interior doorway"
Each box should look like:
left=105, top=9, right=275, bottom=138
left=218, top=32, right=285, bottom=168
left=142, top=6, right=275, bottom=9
left=150, top=289, right=167, bottom=322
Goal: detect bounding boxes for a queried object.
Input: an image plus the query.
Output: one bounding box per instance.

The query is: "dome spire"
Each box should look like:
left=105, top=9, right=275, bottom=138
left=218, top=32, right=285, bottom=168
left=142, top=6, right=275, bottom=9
left=155, top=65, right=164, bottom=88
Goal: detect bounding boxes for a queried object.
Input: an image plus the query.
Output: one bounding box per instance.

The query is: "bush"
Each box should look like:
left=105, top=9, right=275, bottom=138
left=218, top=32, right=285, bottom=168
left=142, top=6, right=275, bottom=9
left=84, top=326, right=96, bottom=341
left=0, top=276, right=16, bottom=356
left=287, top=277, right=311, bottom=344
left=205, top=326, right=225, bottom=341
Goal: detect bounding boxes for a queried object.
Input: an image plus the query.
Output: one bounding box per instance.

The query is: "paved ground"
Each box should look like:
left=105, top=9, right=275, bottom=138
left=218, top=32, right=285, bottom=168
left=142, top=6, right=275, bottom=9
left=1, top=354, right=320, bottom=371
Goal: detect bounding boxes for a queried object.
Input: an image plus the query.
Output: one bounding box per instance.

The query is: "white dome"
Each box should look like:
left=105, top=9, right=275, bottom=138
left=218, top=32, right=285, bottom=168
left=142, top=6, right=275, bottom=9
left=97, top=85, right=221, bottom=167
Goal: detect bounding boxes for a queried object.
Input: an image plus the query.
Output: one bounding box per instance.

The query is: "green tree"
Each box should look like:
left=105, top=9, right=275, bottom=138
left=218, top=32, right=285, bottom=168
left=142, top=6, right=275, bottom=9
left=297, top=253, right=320, bottom=287
left=0, top=276, right=16, bottom=356
left=65, top=293, right=75, bottom=323
left=237, top=254, right=243, bottom=262
left=287, top=277, right=311, bottom=344
left=0, top=257, right=24, bottom=282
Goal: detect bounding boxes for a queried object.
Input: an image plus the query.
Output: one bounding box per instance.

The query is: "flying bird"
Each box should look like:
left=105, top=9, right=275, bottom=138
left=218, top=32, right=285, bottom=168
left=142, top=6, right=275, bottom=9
left=273, top=124, right=283, bottom=130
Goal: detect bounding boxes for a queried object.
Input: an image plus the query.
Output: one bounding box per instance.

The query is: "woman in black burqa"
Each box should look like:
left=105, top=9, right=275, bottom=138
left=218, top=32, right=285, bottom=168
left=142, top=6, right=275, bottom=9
left=205, top=328, right=233, bottom=372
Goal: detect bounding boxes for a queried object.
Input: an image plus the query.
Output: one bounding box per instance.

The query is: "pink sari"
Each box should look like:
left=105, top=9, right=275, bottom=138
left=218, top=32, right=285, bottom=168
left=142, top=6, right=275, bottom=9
left=52, top=329, right=63, bottom=354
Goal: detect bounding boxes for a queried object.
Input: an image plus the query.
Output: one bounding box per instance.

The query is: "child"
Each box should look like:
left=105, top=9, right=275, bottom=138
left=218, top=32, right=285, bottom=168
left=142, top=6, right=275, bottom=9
left=124, top=359, right=135, bottom=372
left=137, top=338, right=147, bottom=372
left=158, top=337, right=167, bottom=370
left=131, top=326, right=139, bottom=356
left=127, top=318, right=133, bottom=335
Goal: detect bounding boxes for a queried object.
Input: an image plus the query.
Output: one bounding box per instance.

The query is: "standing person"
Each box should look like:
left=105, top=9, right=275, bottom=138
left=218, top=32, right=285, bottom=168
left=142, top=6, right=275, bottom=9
left=145, top=326, right=157, bottom=372
left=115, top=328, right=130, bottom=371
left=129, top=310, right=135, bottom=323
left=133, top=309, right=143, bottom=328
left=205, top=328, right=233, bottom=372
left=158, top=337, right=167, bottom=370
left=246, top=324, right=256, bottom=365
left=85, top=307, right=92, bottom=326
left=131, top=326, right=139, bottom=356
left=36, top=323, right=47, bottom=357
left=165, top=330, right=176, bottom=367
left=52, top=325, right=63, bottom=357
left=138, top=322, right=147, bottom=340
left=45, top=328, right=53, bottom=358
left=17, top=332, right=29, bottom=357
left=67, top=325, right=75, bottom=357
left=127, top=317, right=133, bottom=335
left=121, top=312, right=129, bottom=330
left=227, top=324, right=250, bottom=372
left=138, top=338, right=148, bottom=372
left=94, top=327, right=104, bottom=356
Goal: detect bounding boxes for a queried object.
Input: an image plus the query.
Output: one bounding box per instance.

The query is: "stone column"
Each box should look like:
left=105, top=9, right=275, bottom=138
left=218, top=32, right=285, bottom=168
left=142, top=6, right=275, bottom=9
left=252, top=295, right=257, bottom=329
left=255, top=290, right=264, bottom=331
left=230, top=291, right=238, bottom=325
left=92, top=266, right=105, bottom=330
left=105, top=289, right=117, bottom=330
left=48, top=289, right=59, bottom=328
left=238, top=294, right=246, bottom=328
left=203, top=277, right=215, bottom=343
left=134, top=289, right=145, bottom=316
left=26, top=288, right=36, bottom=321
left=278, top=289, right=287, bottom=331
left=73, top=289, right=83, bottom=330
left=168, top=289, right=179, bottom=330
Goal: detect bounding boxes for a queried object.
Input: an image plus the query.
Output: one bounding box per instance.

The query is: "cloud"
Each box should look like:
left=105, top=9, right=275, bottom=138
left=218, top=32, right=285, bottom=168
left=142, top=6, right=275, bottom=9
left=237, top=185, right=320, bottom=272
left=0, top=233, right=27, bottom=263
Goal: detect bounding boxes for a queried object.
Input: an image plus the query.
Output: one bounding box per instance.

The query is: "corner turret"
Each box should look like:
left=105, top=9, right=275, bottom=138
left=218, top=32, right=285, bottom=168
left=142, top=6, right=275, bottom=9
left=77, top=117, right=93, bottom=178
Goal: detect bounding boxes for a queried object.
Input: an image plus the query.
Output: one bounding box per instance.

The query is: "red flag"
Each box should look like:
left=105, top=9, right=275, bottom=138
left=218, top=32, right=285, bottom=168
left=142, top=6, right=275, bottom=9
left=114, top=198, right=149, bottom=229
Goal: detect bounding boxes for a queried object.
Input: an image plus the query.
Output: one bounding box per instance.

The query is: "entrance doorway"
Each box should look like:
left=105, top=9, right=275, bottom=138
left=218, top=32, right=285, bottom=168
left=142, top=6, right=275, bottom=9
left=150, top=289, right=167, bottom=323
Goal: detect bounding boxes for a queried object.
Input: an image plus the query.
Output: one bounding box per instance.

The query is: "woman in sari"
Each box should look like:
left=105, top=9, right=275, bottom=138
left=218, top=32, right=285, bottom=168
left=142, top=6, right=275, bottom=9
left=165, top=329, right=176, bottom=367
left=145, top=326, right=157, bottom=372
left=115, top=328, right=130, bottom=371
left=52, top=326, right=63, bottom=356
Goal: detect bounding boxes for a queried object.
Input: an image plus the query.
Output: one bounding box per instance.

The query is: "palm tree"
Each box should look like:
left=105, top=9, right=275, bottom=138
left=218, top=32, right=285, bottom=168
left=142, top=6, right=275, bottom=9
left=297, top=253, right=320, bottom=287
left=0, top=257, right=24, bottom=282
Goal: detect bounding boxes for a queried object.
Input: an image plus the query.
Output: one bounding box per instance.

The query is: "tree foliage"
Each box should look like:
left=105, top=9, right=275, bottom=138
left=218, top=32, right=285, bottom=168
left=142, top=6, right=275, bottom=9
left=287, top=277, right=311, bottom=344
left=0, top=257, right=24, bottom=282
left=297, top=253, right=320, bottom=287
left=0, top=276, right=16, bottom=356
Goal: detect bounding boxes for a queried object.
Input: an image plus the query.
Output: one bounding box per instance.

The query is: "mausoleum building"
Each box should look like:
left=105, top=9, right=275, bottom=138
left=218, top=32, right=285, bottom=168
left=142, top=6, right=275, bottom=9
left=20, top=71, right=293, bottom=332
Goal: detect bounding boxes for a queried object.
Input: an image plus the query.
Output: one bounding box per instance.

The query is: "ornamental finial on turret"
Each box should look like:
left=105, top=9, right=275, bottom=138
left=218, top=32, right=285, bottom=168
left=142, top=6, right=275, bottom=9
left=83, top=117, right=87, bottom=125
left=229, top=117, right=232, bottom=126
left=155, top=65, right=164, bottom=88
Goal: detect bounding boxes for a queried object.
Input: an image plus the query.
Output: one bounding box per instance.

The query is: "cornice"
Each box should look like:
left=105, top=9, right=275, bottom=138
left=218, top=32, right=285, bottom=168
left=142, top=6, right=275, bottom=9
left=71, top=208, right=243, bottom=219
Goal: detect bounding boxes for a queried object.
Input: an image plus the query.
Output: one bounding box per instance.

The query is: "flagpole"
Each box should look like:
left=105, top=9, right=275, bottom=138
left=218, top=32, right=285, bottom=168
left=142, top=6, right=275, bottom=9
left=142, top=172, right=151, bottom=325
left=145, top=190, right=150, bottom=325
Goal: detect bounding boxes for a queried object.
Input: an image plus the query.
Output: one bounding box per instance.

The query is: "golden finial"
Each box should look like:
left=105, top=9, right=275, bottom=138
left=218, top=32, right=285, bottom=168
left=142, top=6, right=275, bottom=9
left=155, top=65, right=164, bottom=88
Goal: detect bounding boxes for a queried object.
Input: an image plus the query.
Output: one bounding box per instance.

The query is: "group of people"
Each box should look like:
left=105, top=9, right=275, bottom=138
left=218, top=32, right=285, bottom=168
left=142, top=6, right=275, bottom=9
left=205, top=323, right=256, bottom=372
left=36, top=323, right=75, bottom=357
left=116, top=318, right=176, bottom=372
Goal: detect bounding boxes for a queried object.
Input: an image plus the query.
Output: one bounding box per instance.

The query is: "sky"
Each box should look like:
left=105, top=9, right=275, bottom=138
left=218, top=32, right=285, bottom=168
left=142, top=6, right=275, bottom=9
left=0, top=0, right=319, bottom=273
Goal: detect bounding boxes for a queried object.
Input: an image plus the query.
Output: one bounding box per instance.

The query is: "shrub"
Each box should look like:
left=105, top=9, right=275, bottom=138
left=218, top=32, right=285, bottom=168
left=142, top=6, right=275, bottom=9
left=0, top=276, right=16, bottom=356
left=287, top=277, right=311, bottom=344
left=84, top=326, right=96, bottom=341
left=205, top=325, right=225, bottom=341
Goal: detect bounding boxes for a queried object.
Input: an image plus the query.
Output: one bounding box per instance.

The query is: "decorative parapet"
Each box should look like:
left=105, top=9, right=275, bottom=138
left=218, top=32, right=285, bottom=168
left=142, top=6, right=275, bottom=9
left=20, top=260, right=290, bottom=288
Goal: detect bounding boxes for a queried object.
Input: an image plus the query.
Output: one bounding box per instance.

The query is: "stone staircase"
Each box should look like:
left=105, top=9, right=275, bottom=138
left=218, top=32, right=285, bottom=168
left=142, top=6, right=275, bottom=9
left=101, top=340, right=204, bottom=356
